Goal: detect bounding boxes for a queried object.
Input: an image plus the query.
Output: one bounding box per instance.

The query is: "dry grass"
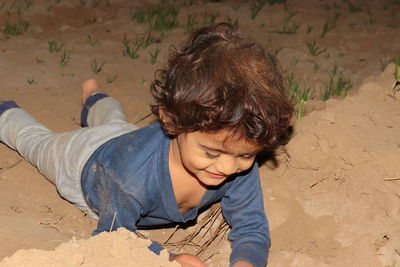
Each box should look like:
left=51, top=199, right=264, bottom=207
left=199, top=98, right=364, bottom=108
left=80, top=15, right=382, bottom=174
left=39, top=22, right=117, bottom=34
left=162, top=203, right=229, bottom=259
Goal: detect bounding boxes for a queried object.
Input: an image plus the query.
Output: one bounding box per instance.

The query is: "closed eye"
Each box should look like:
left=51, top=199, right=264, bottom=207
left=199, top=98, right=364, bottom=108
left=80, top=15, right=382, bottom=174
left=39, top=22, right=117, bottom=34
left=205, top=151, right=219, bottom=159
left=240, top=153, right=256, bottom=160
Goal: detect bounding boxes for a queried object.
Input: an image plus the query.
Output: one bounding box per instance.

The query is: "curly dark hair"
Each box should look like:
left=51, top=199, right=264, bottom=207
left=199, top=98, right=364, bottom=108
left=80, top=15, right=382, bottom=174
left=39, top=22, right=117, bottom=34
left=151, top=23, right=293, bottom=150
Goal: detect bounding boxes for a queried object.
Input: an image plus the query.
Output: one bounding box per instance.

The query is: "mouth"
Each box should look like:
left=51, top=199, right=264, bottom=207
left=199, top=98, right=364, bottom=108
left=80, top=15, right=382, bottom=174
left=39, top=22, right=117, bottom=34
left=205, top=170, right=227, bottom=179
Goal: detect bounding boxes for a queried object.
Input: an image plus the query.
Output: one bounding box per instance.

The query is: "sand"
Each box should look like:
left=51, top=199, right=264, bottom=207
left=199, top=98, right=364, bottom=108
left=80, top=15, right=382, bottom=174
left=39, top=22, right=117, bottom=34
left=0, top=0, right=399, bottom=266
left=0, top=228, right=179, bottom=267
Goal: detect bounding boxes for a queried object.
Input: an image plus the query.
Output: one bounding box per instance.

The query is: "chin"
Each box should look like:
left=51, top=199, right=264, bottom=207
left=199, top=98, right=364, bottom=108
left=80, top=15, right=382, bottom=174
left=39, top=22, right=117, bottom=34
left=197, top=175, right=227, bottom=187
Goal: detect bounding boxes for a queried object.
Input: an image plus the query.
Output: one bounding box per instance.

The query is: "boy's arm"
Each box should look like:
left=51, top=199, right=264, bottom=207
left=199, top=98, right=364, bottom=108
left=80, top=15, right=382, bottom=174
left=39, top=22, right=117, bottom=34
left=221, top=164, right=270, bottom=267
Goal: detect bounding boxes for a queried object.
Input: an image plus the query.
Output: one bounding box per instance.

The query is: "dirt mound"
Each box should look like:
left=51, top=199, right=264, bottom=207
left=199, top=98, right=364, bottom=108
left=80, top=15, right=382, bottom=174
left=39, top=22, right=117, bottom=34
left=0, top=228, right=178, bottom=267
left=265, top=64, right=400, bottom=267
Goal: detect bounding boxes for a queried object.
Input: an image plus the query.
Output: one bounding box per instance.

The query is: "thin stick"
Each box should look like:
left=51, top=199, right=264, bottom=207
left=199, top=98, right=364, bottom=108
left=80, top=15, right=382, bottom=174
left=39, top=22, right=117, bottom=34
left=383, top=177, right=400, bottom=181
left=134, top=112, right=152, bottom=124
left=109, top=211, right=117, bottom=231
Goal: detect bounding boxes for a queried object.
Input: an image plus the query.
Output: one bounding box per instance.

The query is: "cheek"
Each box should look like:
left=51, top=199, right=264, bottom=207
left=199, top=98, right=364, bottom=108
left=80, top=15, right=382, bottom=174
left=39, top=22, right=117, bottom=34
left=238, top=160, right=255, bottom=171
left=181, top=150, right=212, bottom=171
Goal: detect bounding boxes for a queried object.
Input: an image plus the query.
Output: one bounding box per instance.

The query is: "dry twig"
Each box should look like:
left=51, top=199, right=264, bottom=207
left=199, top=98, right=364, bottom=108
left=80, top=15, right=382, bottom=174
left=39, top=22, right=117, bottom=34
left=163, top=203, right=229, bottom=257
left=383, top=177, right=400, bottom=181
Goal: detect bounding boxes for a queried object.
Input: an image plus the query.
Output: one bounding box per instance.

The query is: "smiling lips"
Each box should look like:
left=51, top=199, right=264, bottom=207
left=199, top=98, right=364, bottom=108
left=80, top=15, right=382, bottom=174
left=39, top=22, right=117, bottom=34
left=205, top=170, right=227, bottom=179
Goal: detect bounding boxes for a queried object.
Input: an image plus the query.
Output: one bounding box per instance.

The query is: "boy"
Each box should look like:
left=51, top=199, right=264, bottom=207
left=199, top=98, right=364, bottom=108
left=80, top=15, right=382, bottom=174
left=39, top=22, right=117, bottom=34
left=0, top=23, right=293, bottom=266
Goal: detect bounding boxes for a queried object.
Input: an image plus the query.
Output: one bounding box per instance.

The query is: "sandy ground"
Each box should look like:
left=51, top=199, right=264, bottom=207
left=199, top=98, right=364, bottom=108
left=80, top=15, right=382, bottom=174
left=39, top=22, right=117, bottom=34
left=0, top=0, right=399, bottom=266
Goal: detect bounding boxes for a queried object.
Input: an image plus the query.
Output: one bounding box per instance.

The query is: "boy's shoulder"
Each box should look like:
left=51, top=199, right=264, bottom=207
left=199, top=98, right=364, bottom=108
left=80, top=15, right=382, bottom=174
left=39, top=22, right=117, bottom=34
left=92, top=121, right=170, bottom=167
left=114, top=121, right=169, bottom=150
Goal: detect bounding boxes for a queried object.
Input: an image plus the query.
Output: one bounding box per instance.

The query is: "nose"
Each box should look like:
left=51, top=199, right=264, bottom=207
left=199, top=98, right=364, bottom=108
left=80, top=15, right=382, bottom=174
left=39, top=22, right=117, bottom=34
left=216, top=156, right=238, bottom=176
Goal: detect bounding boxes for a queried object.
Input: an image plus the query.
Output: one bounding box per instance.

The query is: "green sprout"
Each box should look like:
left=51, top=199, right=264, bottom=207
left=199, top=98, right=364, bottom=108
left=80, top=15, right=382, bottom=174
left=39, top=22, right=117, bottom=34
left=48, top=40, right=65, bottom=53
left=2, top=18, right=29, bottom=37
left=320, top=65, right=352, bottom=101
left=90, top=59, right=105, bottom=74
left=306, top=40, right=327, bottom=56
left=185, top=14, right=198, bottom=33
left=272, top=8, right=299, bottom=34
left=122, top=33, right=154, bottom=59
left=35, top=57, right=44, bottom=64
left=394, top=64, right=400, bottom=82
left=250, top=0, right=267, bottom=19
left=27, top=78, right=36, bottom=85
left=59, top=49, right=71, bottom=66
left=287, top=73, right=313, bottom=122
left=87, top=35, right=101, bottom=46
left=200, top=11, right=219, bottom=27
left=106, top=74, right=117, bottom=84
left=149, top=48, right=160, bottom=65
left=320, top=12, right=340, bottom=38
left=132, top=5, right=179, bottom=32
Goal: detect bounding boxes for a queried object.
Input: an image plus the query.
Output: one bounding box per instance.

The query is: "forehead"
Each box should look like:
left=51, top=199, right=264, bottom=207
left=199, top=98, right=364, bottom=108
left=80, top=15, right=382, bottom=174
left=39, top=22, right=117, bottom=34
left=192, top=129, right=261, bottom=153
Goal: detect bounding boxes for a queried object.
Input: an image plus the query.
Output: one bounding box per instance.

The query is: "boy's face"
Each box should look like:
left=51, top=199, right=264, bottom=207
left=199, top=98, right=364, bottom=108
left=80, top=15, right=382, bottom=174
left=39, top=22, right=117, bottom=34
left=170, top=130, right=261, bottom=187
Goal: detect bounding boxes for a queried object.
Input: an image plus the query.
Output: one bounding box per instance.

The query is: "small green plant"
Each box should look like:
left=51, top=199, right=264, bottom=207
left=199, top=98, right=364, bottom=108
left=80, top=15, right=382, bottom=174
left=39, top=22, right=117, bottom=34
left=122, top=34, right=141, bottom=59
left=84, top=16, right=97, bottom=24
left=2, top=18, right=29, bottom=36
left=364, top=8, right=376, bottom=26
left=132, top=8, right=146, bottom=23
left=390, top=57, right=400, bottom=66
left=54, top=0, right=62, bottom=4
left=348, top=22, right=357, bottom=28
left=320, top=65, right=352, bottom=101
left=272, top=8, right=299, bottom=34
left=122, top=33, right=154, bottom=59
left=27, top=78, right=36, bottom=85
left=149, top=48, right=160, bottom=64
left=250, top=0, right=267, bottom=19
left=79, top=0, right=86, bottom=6
left=291, top=56, right=299, bottom=67
left=185, top=14, right=198, bottom=33
left=273, top=21, right=299, bottom=34
left=285, top=8, right=298, bottom=21
left=394, top=64, right=400, bottom=82
left=132, top=5, right=179, bottom=32
left=138, top=32, right=153, bottom=49
left=35, top=57, right=44, bottom=63
left=87, top=34, right=101, bottom=46
left=106, top=74, right=117, bottom=84
left=306, top=40, right=327, bottom=56
left=200, top=11, right=219, bottom=28
left=267, top=0, right=286, bottom=4
left=287, top=73, right=313, bottom=122
left=306, top=24, right=313, bottom=33
left=91, top=0, right=100, bottom=8
left=320, top=12, right=340, bottom=38
left=3, top=0, right=32, bottom=14
left=90, top=59, right=105, bottom=74
left=45, top=4, right=52, bottom=12
left=59, top=49, right=71, bottom=66
left=344, top=0, right=362, bottom=13
left=48, top=40, right=64, bottom=53
left=379, top=56, right=400, bottom=71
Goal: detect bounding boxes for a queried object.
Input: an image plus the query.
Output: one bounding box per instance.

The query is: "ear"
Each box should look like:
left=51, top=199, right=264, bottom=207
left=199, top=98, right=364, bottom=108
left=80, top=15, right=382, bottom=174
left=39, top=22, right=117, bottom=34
left=158, top=107, right=177, bottom=135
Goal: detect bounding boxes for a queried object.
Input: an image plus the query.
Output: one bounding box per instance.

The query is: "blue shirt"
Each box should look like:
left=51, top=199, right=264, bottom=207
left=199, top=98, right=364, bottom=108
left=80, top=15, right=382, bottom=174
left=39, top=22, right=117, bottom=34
left=81, top=122, right=270, bottom=266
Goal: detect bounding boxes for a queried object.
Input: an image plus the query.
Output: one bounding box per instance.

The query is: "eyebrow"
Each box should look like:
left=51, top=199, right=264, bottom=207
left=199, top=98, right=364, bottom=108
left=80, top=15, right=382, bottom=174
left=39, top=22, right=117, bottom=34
left=199, top=144, right=259, bottom=156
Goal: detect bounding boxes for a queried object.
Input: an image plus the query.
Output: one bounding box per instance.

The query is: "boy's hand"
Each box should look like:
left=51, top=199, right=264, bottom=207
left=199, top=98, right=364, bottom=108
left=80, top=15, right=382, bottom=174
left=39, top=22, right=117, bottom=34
left=231, top=260, right=253, bottom=267
left=170, top=253, right=207, bottom=267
